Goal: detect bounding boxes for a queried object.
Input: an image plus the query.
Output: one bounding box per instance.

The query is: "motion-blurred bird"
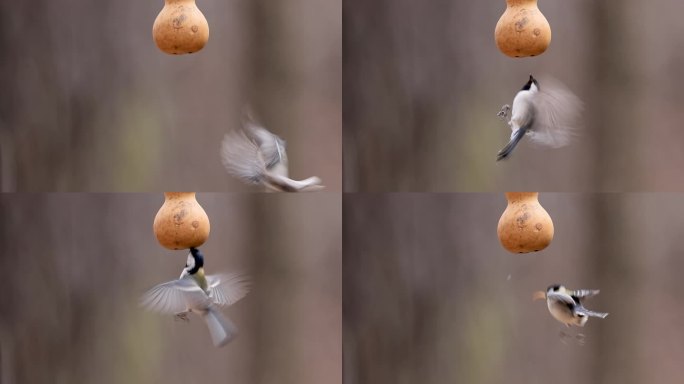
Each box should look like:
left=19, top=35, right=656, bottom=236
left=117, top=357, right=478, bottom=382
left=221, top=112, right=324, bottom=192
left=496, top=75, right=583, bottom=161
left=140, top=248, right=250, bottom=347
left=533, top=284, right=608, bottom=327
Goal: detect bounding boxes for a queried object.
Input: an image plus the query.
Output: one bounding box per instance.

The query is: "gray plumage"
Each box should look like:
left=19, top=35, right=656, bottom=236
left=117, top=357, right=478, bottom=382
left=221, top=113, right=324, bottom=192
left=544, top=285, right=608, bottom=327
left=497, top=75, right=583, bottom=161
left=140, top=271, right=250, bottom=347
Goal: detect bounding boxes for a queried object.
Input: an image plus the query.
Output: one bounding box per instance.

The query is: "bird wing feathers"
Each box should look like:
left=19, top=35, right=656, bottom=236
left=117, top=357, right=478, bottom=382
left=206, top=272, right=251, bottom=307
left=574, top=306, right=609, bottom=318
left=528, top=77, right=583, bottom=148
left=140, top=278, right=212, bottom=314
left=546, top=291, right=577, bottom=307
left=221, top=130, right=268, bottom=184
left=569, top=289, right=600, bottom=302
left=243, top=121, right=287, bottom=170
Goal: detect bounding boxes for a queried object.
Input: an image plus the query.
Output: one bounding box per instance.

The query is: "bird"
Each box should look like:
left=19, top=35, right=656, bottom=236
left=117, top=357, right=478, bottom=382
left=221, top=111, right=324, bottom=192
left=533, top=284, right=608, bottom=327
left=496, top=75, right=583, bottom=161
left=140, top=247, right=250, bottom=347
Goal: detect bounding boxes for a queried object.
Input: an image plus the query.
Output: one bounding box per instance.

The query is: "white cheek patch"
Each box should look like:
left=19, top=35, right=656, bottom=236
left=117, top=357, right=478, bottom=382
left=186, top=254, right=195, bottom=269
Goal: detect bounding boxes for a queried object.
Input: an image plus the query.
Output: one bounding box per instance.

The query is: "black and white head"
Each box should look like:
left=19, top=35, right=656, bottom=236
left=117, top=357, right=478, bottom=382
left=546, top=284, right=563, bottom=294
left=522, top=74, right=540, bottom=92
left=186, top=248, right=205, bottom=275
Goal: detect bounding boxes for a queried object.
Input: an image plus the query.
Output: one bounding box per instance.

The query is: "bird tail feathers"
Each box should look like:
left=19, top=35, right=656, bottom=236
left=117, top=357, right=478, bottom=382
left=497, top=128, right=526, bottom=161
left=202, top=307, right=238, bottom=347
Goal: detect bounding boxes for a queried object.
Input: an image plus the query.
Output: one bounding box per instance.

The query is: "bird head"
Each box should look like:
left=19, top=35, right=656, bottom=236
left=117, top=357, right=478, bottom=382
left=522, top=74, right=540, bottom=92
left=186, top=247, right=205, bottom=275
left=532, top=284, right=565, bottom=301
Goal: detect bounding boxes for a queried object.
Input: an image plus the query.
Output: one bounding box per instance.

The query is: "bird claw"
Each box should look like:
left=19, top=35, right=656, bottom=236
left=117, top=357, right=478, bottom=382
left=497, top=104, right=511, bottom=120
left=174, top=312, right=190, bottom=322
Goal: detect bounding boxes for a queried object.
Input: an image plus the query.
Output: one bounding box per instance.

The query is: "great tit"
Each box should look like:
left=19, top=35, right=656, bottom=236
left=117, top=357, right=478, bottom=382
left=140, top=248, right=250, bottom=347
left=221, top=110, right=324, bottom=192
left=533, top=284, right=608, bottom=327
left=496, top=75, right=583, bottom=161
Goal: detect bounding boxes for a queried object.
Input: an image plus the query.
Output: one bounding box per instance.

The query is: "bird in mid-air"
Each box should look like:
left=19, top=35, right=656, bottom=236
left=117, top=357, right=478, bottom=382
left=533, top=284, right=608, bottom=327
left=140, top=248, right=250, bottom=347
left=221, top=111, right=324, bottom=192
left=496, top=75, right=583, bottom=161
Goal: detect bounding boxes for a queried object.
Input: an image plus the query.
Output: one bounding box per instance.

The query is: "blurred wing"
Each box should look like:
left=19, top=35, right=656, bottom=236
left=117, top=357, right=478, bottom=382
left=244, top=121, right=287, bottom=169
left=221, top=130, right=267, bottom=184
left=139, top=278, right=210, bottom=314
left=206, top=272, right=251, bottom=307
left=546, top=291, right=577, bottom=306
left=528, top=78, right=583, bottom=148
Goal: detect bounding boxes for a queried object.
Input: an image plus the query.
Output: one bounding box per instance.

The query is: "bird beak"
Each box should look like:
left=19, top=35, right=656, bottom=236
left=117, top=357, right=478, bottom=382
left=532, top=291, right=546, bottom=301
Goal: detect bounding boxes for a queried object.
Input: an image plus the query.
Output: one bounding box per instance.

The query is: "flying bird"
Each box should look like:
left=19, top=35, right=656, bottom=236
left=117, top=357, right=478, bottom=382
left=533, top=284, right=608, bottom=327
left=140, top=248, right=250, bottom=347
left=497, top=75, right=583, bottom=161
left=221, top=112, right=324, bottom=192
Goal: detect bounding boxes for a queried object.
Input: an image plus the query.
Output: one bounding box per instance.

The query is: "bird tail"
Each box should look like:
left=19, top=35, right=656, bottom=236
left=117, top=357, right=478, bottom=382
left=496, top=127, right=526, bottom=161
left=265, top=174, right=324, bottom=192
left=202, top=307, right=238, bottom=347
left=575, top=307, right=609, bottom=319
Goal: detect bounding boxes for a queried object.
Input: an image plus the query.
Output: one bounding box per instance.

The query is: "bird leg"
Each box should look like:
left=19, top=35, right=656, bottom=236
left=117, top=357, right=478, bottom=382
left=174, top=312, right=190, bottom=322
left=497, top=104, right=511, bottom=121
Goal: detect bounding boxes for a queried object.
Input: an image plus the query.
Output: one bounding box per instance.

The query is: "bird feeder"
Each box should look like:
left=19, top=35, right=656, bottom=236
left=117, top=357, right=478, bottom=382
left=153, top=192, right=210, bottom=250
left=497, top=192, right=554, bottom=253
left=495, top=0, right=551, bottom=58
left=153, top=0, right=209, bottom=55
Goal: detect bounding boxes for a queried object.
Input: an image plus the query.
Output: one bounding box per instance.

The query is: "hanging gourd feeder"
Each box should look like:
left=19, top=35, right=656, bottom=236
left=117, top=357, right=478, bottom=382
left=153, top=0, right=209, bottom=55
left=495, top=0, right=551, bottom=58
left=153, top=192, right=210, bottom=250
left=497, top=192, right=554, bottom=253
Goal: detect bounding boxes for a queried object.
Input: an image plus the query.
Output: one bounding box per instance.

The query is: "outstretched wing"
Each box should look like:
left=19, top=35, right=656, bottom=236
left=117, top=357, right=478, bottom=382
left=221, top=130, right=268, bottom=184
left=570, top=289, right=600, bottom=304
left=574, top=305, right=609, bottom=319
left=140, top=278, right=210, bottom=314
left=206, top=272, right=251, bottom=307
left=528, top=77, right=583, bottom=148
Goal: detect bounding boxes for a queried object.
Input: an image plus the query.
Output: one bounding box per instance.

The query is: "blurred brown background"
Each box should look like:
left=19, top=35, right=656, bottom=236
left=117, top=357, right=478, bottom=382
left=0, top=193, right=341, bottom=383
left=0, top=0, right=341, bottom=191
left=344, top=193, right=684, bottom=383
left=344, top=0, right=684, bottom=191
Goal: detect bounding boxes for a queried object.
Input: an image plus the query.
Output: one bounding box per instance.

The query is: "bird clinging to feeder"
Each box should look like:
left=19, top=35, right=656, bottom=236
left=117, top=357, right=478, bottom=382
left=495, top=0, right=551, bottom=58
left=140, top=248, right=250, bottom=347
left=497, top=192, right=553, bottom=253
left=153, top=0, right=209, bottom=55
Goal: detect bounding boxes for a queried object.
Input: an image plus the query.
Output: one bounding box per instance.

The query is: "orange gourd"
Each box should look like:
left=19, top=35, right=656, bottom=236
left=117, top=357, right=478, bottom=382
left=153, top=192, right=210, bottom=250
left=495, top=0, right=551, bottom=58
left=153, top=0, right=209, bottom=55
left=497, top=192, right=554, bottom=253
